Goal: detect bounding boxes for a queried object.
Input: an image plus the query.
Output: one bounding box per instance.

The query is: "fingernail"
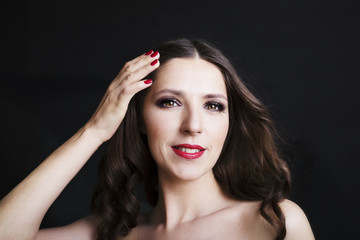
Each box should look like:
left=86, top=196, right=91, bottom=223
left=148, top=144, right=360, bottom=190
left=145, top=50, right=153, bottom=56
left=144, top=79, right=152, bottom=84
left=150, top=51, right=158, bottom=58
left=150, top=59, right=158, bottom=66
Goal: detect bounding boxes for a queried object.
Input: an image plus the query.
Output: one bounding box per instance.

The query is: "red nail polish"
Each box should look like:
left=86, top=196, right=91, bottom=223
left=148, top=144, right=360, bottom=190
left=144, top=79, right=152, bottom=84
left=145, top=50, right=153, bottom=56
left=150, top=51, right=158, bottom=58
left=150, top=59, right=158, bottom=66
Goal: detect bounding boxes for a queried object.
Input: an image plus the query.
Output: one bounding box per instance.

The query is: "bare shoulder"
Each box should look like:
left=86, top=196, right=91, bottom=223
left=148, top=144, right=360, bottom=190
left=226, top=200, right=275, bottom=239
left=280, top=199, right=315, bottom=240
left=36, top=215, right=98, bottom=240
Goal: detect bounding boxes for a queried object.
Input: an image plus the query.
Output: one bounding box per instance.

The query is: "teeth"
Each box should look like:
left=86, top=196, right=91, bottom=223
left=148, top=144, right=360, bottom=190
left=178, top=147, right=201, bottom=153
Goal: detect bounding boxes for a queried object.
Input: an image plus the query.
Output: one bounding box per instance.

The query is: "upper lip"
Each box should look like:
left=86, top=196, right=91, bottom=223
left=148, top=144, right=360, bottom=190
left=172, top=144, right=205, bottom=150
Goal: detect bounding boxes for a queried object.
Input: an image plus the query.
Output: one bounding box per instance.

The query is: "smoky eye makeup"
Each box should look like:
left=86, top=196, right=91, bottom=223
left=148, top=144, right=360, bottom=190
left=203, top=101, right=227, bottom=112
left=155, top=97, right=182, bottom=108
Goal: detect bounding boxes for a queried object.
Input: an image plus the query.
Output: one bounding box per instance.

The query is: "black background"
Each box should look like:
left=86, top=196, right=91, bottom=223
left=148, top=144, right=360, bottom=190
left=1, top=0, right=359, bottom=239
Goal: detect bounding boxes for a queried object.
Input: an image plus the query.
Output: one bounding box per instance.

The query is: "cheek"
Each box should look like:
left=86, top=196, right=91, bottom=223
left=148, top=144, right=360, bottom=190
left=207, top=117, right=229, bottom=150
left=146, top=119, right=165, bottom=144
left=143, top=108, right=178, bottom=154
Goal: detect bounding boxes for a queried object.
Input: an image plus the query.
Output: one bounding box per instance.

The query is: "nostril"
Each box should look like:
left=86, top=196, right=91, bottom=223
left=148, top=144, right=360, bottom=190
left=182, top=127, right=202, bottom=136
left=180, top=108, right=203, bottom=135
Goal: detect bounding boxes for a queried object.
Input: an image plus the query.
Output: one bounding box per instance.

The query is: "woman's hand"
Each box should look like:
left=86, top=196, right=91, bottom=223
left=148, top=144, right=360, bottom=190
left=85, top=50, right=160, bottom=142
left=0, top=50, right=160, bottom=240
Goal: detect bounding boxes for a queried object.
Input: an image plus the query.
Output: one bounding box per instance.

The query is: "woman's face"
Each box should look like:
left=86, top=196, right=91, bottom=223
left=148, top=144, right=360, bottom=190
left=143, top=57, right=229, bottom=182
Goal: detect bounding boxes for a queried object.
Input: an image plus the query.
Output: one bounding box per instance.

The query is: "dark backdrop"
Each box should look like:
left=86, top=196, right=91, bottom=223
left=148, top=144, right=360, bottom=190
left=1, top=0, right=359, bottom=239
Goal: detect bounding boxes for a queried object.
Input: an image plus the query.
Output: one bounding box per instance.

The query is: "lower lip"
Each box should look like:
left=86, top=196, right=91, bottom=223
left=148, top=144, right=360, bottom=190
left=172, top=147, right=205, bottom=159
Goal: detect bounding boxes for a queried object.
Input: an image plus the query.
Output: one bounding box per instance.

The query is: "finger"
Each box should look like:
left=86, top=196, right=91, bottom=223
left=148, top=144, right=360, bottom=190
left=132, top=50, right=157, bottom=66
left=111, top=56, right=160, bottom=91
left=118, top=50, right=160, bottom=80
left=122, top=57, right=160, bottom=84
left=117, top=79, right=153, bottom=108
left=118, top=52, right=148, bottom=73
left=109, top=51, right=159, bottom=91
left=131, top=50, right=160, bottom=68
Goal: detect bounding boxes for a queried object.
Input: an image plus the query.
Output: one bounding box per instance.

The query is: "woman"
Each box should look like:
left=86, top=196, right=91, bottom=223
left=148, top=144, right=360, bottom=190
left=0, top=39, right=314, bottom=240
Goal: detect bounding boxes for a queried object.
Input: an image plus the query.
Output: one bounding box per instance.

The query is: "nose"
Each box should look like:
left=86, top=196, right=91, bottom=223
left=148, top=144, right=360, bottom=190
left=180, top=105, right=203, bottom=136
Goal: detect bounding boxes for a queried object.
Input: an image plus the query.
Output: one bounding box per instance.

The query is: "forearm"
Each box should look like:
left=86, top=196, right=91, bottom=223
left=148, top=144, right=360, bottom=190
left=0, top=51, right=159, bottom=240
left=0, top=126, right=102, bottom=240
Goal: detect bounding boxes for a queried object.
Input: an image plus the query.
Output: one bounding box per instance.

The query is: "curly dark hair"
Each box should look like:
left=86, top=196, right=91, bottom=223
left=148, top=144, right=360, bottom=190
left=91, top=38, right=291, bottom=240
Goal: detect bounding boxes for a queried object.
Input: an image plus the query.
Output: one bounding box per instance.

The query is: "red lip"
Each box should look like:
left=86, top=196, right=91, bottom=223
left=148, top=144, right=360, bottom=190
left=171, top=144, right=205, bottom=160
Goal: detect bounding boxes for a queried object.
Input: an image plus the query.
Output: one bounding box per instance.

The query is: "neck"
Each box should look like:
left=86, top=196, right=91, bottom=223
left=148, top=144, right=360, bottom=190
left=150, top=170, right=232, bottom=229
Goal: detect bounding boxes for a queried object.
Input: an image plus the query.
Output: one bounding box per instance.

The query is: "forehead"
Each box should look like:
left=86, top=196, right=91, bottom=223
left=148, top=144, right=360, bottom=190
left=150, top=58, right=227, bottom=95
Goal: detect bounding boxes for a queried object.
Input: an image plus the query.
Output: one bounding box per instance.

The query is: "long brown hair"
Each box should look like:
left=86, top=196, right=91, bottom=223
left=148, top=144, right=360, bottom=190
left=91, top=38, right=291, bottom=240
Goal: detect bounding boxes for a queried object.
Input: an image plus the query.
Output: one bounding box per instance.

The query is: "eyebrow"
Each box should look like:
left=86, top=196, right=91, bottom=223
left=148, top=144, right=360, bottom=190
left=204, top=94, right=228, bottom=101
left=155, top=89, right=228, bottom=101
left=156, top=89, right=184, bottom=96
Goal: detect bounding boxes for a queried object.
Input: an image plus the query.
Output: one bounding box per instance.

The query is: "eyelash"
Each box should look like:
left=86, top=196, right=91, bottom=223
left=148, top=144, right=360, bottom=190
left=156, top=98, right=181, bottom=108
left=156, top=98, right=225, bottom=112
left=204, top=102, right=225, bottom=112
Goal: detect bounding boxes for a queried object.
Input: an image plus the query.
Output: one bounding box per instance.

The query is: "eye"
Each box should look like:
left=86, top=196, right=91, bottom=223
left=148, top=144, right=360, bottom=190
left=204, top=102, right=225, bottom=112
left=156, top=98, right=181, bottom=108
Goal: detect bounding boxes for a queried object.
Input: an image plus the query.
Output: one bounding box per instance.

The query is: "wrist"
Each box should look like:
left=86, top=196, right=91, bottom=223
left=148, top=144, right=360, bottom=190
left=78, top=124, right=105, bottom=147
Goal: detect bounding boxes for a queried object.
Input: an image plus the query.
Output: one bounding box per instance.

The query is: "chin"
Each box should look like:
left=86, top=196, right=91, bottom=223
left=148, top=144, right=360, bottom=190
left=163, top=166, right=215, bottom=182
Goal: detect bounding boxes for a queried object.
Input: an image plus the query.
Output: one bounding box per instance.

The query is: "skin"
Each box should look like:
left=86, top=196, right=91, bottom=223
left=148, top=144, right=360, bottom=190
left=125, top=58, right=314, bottom=240
left=0, top=52, right=315, bottom=240
left=143, top=58, right=229, bottom=183
left=127, top=57, right=273, bottom=240
left=0, top=51, right=160, bottom=240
